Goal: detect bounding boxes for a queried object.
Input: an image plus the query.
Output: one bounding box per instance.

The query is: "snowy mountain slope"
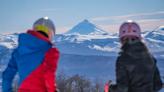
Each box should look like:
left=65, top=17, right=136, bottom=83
left=54, top=32, right=164, bottom=56
left=0, top=51, right=12, bottom=87
left=141, top=31, right=150, bottom=37
left=0, top=34, right=18, bottom=49
left=1, top=30, right=164, bottom=56
left=54, top=34, right=120, bottom=56
left=64, top=19, right=109, bottom=35
left=108, top=31, right=150, bottom=38
left=0, top=34, right=18, bottom=86
left=144, top=38, right=164, bottom=52
left=145, top=26, right=164, bottom=41
left=0, top=33, right=120, bottom=56
left=55, top=34, right=118, bottom=43
left=11, top=32, right=20, bottom=36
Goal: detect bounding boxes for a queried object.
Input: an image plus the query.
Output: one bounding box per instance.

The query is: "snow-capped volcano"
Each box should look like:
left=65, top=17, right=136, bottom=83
left=64, top=19, right=109, bottom=35
left=145, top=26, right=164, bottom=41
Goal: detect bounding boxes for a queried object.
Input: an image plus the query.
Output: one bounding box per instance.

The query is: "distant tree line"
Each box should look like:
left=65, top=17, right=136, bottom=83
left=56, top=70, right=104, bottom=92
left=12, top=70, right=104, bottom=92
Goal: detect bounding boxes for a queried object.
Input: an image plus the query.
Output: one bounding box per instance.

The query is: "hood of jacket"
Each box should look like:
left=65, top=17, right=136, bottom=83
left=17, top=33, right=52, bottom=55
left=121, top=40, right=151, bottom=59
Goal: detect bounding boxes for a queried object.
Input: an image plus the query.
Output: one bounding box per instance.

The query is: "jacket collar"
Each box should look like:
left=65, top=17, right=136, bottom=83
left=27, top=30, right=52, bottom=45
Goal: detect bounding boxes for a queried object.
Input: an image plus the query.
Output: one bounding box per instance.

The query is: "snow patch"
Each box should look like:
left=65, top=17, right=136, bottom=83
left=0, top=42, right=15, bottom=49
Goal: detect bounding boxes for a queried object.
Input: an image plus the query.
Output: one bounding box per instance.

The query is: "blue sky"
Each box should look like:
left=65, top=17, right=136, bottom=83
left=0, top=0, right=164, bottom=34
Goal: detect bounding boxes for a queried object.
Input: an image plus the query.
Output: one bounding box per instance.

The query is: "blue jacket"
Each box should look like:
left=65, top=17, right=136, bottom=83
left=2, top=31, right=54, bottom=92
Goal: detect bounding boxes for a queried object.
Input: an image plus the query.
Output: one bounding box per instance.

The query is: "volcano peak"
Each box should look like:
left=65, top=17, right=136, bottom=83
left=64, top=19, right=108, bottom=35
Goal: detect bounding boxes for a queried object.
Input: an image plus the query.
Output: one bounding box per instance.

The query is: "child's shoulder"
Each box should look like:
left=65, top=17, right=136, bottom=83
left=46, top=47, right=59, bottom=54
left=50, top=47, right=59, bottom=52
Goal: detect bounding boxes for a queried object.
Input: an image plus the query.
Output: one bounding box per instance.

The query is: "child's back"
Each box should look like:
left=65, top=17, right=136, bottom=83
left=2, top=17, right=59, bottom=92
left=106, top=20, right=162, bottom=92
left=115, top=40, right=162, bottom=92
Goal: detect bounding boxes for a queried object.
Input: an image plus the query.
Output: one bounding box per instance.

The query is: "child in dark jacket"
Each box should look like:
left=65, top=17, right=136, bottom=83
left=2, top=17, right=60, bottom=92
left=105, top=20, right=163, bottom=92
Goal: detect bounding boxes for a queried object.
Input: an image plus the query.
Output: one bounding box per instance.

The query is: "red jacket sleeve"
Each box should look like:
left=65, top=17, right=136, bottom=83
left=43, top=47, right=59, bottom=92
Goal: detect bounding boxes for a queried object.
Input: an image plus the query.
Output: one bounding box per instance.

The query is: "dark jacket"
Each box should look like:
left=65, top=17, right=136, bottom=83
left=110, top=40, right=162, bottom=92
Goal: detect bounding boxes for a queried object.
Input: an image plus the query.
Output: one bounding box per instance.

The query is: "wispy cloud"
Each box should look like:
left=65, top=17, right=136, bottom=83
left=92, top=11, right=164, bottom=21
left=41, top=8, right=76, bottom=11
left=136, top=19, right=164, bottom=30
left=92, top=11, right=164, bottom=32
left=98, top=19, right=164, bottom=32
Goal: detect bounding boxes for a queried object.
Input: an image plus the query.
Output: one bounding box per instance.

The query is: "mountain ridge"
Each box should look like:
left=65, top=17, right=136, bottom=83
left=0, top=22, right=164, bottom=57
left=64, top=19, right=109, bottom=35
